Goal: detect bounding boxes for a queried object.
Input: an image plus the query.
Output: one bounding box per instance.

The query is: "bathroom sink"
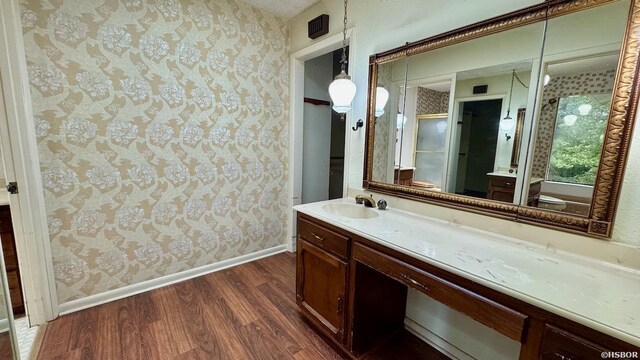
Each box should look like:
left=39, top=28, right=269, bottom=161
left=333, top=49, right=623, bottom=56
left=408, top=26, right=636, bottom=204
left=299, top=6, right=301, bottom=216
left=322, top=204, right=379, bottom=219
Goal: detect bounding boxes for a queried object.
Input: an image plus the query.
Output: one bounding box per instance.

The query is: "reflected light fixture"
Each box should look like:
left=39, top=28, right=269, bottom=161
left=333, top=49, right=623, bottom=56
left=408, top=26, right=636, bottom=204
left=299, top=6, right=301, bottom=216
left=375, top=87, right=390, bottom=117
left=436, top=121, right=447, bottom=134
left=501, top=69, right=517, bottom=140
left=396, top=113, right=407, bottom=129
left=578, top=103, right=593, bottom=116
left=544, top=74, right=551, bottom=86
left=328, top=0, right=356, bottom=116
left=564, top=114, right=578, bottom=126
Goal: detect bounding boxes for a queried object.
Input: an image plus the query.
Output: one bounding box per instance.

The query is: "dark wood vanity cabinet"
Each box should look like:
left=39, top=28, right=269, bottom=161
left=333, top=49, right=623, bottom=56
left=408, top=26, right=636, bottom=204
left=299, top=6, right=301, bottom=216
left=296, top=217, right=350, bottom=344
left=295, top=213, right=640, bottom=359
left=488, top=174, right=541, bottom=206
left=540, top=325, right=610, bottom=360
left=393, top=168, right=414, bottom=186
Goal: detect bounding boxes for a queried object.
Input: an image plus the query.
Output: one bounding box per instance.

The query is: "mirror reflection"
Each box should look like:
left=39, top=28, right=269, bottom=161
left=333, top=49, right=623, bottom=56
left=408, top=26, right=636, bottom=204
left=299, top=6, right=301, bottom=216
left=525, top=0, right=628, bottom=216
left=453, top=64, right=533, bottom=202
left=371, top=21, right=545, bottom=204
left=371, top=57, right=407, bottom=184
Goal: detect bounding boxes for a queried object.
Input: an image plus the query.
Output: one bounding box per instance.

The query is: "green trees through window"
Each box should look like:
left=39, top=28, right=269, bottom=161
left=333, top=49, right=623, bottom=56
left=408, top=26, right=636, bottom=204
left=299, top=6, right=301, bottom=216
left=547, top=94, right=610, bottom=185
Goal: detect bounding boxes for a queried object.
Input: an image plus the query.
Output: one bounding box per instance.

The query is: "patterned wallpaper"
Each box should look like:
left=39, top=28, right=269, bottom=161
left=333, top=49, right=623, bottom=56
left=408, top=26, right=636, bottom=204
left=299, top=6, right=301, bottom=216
left=372, top=64, right=392, bottom=183
left=416, top=87, right=449, bottom=115
left=531, top=69, right=615, bottom=178
left=20, top=0, right=289, bottom=303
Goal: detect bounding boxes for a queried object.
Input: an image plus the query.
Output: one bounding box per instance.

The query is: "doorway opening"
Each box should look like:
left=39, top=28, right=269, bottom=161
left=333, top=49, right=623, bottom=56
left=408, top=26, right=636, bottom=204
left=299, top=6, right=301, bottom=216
left=454, top=99, right=502, bottom=198
left=0, top=123, right=39, bottom=360
left=301, top=48, right=348, bottom=204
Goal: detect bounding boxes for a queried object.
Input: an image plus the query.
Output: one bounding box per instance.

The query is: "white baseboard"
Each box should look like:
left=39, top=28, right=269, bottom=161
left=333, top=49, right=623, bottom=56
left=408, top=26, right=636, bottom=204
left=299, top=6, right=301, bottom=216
left=405, top=317, right=475, bottom=360
left=287, top=236, right=296, bottom=252
left=0, top=318, right=8, bottom=333
left=58, top=245, right=288, bottom=316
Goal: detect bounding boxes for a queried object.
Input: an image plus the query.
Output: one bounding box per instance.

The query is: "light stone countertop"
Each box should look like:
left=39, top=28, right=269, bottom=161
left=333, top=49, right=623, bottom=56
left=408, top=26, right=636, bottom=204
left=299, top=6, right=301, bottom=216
left=294, top=197, right=640, bottom=347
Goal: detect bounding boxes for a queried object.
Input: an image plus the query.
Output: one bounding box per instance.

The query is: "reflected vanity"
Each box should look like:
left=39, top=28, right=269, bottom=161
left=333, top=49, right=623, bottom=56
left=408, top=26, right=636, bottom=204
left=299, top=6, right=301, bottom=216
left=365, top=0, right=639, bottom=238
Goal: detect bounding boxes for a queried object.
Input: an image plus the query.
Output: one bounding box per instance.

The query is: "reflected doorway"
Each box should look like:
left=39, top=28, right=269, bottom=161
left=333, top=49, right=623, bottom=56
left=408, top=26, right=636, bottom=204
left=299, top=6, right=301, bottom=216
left=454, top=99, right=502, bottom=198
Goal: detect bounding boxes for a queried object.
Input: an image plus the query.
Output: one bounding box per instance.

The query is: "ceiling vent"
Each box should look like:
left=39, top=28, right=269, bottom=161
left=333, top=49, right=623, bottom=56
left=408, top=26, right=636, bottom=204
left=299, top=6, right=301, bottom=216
left=308, top=15, right=330, bottom=40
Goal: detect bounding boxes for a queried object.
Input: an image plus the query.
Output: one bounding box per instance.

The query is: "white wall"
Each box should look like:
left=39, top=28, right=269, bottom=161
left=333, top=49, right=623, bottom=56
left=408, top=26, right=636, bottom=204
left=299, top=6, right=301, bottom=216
left=290, top=0, right=640, bottom=358
left=302, top=53, right=334, bottom=204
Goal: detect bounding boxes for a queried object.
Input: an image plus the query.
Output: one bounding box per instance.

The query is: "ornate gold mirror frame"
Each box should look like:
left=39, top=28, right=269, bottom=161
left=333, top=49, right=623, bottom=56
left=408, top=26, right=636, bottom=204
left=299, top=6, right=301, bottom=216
left=363, top=0, right=640, bottom=237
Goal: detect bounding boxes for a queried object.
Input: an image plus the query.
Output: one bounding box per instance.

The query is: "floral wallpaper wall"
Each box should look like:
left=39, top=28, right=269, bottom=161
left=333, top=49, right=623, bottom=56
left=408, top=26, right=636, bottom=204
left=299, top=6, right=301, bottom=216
left=416, top=87, right=449, bottom=115
left=20, top=0, right=289, bottom=303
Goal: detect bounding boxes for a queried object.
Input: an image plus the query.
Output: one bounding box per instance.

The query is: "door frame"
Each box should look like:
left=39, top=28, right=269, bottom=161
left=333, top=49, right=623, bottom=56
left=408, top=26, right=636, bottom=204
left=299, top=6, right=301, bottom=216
left=288, top=29, right=355, bottom=252
left=448, top=94, right=507, bottom=193
left=0, top=0, right=59, bottom=324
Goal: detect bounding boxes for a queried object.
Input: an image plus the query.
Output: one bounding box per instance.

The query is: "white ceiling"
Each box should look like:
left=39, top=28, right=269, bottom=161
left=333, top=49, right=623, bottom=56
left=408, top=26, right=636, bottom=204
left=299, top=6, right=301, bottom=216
left=240, top=0, right=320, bottom=19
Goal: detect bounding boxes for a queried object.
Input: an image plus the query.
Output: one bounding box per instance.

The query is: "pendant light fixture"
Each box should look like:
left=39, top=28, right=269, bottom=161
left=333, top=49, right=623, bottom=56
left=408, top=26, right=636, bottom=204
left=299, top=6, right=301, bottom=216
left=500, top=69, right=517, bottom=137
left=375, top=87, right=390, bottom=117
left=328, top=0, right=356, bottom=115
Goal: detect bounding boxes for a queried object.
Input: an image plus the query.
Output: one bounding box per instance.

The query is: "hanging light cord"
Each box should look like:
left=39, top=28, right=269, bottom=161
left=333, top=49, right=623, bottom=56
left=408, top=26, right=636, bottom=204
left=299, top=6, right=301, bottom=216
left=506, top=70, right=516, bottom=118
left=340, top=0, right=348, bottom=72
left=506, top=69, right=530, bottom=118
left=514, top=71, right=529, bottom=89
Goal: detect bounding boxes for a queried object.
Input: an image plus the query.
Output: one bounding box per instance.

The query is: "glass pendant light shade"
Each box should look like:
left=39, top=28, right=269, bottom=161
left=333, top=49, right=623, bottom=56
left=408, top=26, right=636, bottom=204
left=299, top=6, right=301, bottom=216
left=500, top=116, right=516, bottom=131
left=375, top=87, right=390, bottom=117
left=329, top=0, right=356, bottom=115
left=329, top=70, right=357, bottom=114
left=563, top=114, right=578, bottom=126
left=578, top=103, right=592, bottom=115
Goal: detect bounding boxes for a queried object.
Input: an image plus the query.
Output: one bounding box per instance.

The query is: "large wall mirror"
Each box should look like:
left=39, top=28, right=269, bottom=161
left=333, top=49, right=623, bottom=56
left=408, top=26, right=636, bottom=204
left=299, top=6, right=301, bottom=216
left=364, top=0, right=640, bottom=237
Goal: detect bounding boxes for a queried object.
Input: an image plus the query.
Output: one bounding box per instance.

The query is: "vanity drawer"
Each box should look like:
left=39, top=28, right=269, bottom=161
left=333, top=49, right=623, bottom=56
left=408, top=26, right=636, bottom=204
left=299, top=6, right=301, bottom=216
left=541, top=325, right=610, bottom=360
left=489, top=176, right=516, bottom=190
left=353, top=242, right=528, bottom=342
left=298, top=217, right=350, bottom=259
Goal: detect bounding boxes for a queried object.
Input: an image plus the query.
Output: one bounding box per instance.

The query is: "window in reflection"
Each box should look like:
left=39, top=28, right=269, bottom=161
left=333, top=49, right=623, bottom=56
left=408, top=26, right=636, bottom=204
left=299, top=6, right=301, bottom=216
left=548, top=94, right=610, bottom=185
left=530, top=53, right=619, bottom=215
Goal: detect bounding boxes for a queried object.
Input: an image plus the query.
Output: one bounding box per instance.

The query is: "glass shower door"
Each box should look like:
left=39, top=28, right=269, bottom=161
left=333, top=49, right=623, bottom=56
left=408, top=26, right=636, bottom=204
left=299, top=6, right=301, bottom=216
left=413, top=114, right=449, bottom=190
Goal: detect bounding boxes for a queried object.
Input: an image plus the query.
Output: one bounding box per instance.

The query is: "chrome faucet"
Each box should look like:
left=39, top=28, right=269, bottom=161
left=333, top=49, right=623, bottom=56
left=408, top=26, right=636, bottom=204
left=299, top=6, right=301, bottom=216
left=355, top=194, right=375, bottom=208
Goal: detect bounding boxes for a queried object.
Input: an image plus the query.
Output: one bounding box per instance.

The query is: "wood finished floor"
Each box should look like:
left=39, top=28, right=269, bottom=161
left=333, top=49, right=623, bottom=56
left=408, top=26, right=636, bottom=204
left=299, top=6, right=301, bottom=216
left=0, top=332, right=13, bottom=360
left=37, top=253, right=349, bottom=360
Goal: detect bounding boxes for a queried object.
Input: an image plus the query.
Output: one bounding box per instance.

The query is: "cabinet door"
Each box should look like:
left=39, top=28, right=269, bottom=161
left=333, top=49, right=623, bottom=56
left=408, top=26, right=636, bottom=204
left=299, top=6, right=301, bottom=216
left=296, top=239, right=347, bottom=343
